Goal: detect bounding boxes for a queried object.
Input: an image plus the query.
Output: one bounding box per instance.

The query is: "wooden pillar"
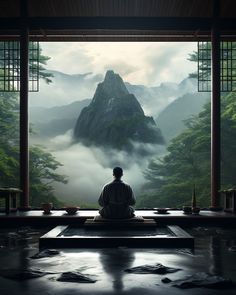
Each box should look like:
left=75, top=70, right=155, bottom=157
left=19, top=0, right=30, bottom=209
left=211, top=0, right=221, bottom=209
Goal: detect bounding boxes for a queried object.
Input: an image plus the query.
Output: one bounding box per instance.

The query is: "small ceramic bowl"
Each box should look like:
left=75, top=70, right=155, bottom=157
left=41, top=202, right=53, bottom=214
left=192, top=207, right=201, bottom=214
left=65, top=206, right=79, bottom=215
left=154, top=208, right=169, bottom=214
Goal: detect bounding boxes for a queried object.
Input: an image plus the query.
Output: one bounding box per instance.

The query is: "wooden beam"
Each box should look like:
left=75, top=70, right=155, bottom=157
left=211, top=0, right=221, bottom=209
left=0, top=16, right=236, bottom=31
left=19, top=0, right=30, bottom=210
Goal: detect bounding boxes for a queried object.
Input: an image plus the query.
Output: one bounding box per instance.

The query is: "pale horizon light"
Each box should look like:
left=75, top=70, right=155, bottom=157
left=41, top=42, right=197, bottom=87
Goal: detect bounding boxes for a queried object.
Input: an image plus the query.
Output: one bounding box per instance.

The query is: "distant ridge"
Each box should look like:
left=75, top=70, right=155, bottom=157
left=157, top=92, right=210, bottom=142
left=30, top=99, right=90, bottom=138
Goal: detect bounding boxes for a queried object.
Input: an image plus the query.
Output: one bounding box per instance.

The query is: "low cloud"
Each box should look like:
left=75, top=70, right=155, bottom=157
left=144, top=43, right=197, bottom=85
left=47, top=130, right=163, bottom=205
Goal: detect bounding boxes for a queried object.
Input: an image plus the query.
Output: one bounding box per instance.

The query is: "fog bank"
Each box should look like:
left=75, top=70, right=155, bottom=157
left=47, top=130, right=164, bottom=205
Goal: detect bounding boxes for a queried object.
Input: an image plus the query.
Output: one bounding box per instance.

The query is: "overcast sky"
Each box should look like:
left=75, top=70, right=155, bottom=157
left=41, top=42, right=197, bottom=86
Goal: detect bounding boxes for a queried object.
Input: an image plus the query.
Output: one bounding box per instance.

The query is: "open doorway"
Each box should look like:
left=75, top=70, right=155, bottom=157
left=27, top=41, right=213, bottom=209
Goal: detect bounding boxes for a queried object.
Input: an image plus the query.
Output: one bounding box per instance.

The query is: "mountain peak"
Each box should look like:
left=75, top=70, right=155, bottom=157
left=104, top=70, right=123, bottom=83
left=74, top=71, right=164, bottom=150
left=104, top=70, right=116, bottom=80
left=99, top=70, right=129, bottom=99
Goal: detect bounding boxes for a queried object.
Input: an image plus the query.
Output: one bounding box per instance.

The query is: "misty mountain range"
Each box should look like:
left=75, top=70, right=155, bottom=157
left=157, top=92, right=210, bottom=143
left=125, top=77, right=198, bottom=117
left=29, top=70, right=102, bottom=107
left=30, top=99, right=90, bottom=138
left=30, top=69, right=209, bottom=144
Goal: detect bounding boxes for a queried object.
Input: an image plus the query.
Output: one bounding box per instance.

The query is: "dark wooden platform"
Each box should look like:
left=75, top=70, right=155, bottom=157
left=39, top=224, right=194, bottom=249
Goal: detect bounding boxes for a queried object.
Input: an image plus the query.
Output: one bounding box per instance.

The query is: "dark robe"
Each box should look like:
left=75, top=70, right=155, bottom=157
left=98, top=179, right=135, bottom=219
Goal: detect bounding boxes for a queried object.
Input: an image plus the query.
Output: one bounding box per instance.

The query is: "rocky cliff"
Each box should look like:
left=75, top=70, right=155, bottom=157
left=74, top=70, right=164, bottom=150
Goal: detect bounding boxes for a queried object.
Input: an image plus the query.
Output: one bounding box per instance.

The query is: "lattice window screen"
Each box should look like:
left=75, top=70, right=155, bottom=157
left=221, top=42, right=236, bottom=92
left=0, top=41, right=39, bottom=92
left=198, top=41, right=236, bottom=92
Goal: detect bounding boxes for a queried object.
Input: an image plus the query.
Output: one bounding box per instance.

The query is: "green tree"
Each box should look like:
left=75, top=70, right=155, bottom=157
left=138, top=92, right=236, bottom=208
left=0, top=91, right=68, bottom=206
left=29, top=146, right=67, bottom=207
left=221, top=92, right=236, bottom=187
left=137, top=42, right=236, bottom=209
left=30, top=43, right=53, bottom=84
left=0, top=91, right=19, bottom=187
left=138, top=120, right=211, bottom=208
left=0, top=43, right=67, bottom=207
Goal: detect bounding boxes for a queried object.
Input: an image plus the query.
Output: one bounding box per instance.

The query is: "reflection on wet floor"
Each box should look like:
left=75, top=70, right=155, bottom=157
left=0, top=227, right=235, bottom=294
left=99, top=248, right=135, bottom=291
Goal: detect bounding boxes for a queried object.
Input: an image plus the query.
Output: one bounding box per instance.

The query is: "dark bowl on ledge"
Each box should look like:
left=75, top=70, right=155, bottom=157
left=192, top=206, right=201, bottom=214
left=65, top=206, right=79, bottom=215
left=154, top=208, right=169, bottom=214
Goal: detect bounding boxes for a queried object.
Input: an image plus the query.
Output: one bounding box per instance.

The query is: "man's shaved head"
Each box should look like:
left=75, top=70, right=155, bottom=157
left=113, top=167, right=123, bottom=178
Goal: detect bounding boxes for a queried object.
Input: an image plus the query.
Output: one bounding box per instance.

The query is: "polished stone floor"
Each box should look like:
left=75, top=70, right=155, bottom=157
left=0, top=227, right=236, bottom=295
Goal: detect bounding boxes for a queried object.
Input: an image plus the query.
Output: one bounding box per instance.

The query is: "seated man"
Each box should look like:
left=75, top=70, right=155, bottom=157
left=98, top=167, right=136, bottom=219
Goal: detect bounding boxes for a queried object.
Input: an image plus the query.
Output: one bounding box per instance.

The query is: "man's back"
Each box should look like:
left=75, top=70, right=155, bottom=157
left=99, top=179, right=135, bottom=219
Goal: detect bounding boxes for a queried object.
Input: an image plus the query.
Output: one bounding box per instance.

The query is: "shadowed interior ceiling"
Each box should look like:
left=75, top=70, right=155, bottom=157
left=0, top=0, right=236, bottom=41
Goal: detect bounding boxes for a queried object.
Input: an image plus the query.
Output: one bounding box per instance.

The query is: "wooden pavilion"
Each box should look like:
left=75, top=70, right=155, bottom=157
left=1, top=0, right=236, bottom=211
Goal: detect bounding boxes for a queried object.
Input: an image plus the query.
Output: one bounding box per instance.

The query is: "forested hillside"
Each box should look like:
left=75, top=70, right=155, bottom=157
left=0, top=91, right=67, bottom=207
left=157, top=92, right=210, bottom=143
left=0, top=43, right=67, bottom=207
left=137, top=92, right=236, bottom=208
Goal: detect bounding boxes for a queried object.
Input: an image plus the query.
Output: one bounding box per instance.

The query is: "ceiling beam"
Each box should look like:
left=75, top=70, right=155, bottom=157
left=28, top=17, right=213, bottom=30
left=1, top=17, right=236, bottom=31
